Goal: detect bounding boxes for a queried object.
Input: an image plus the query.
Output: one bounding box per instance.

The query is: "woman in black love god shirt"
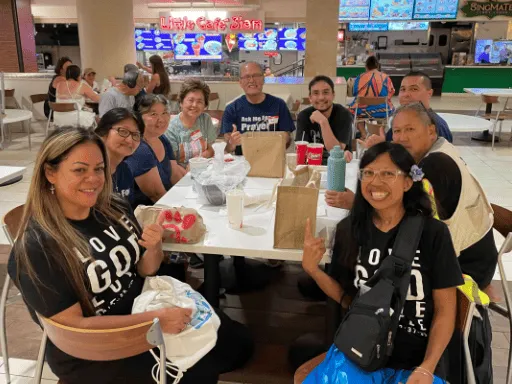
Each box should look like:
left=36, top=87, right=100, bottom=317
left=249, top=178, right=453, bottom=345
left=8, top=127, right=252, bottom=384
left=302, top=142, right=463, bottom=383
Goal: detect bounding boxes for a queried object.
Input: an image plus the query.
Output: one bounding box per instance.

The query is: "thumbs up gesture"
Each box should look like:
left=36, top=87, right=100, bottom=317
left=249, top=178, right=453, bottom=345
left=138, top=211, right=165, bottom=250
left=302, top=218, right=326, bottom=275
left=358, top=125, right=386, bottom=150
left=229, top=124, right=242, bottom=147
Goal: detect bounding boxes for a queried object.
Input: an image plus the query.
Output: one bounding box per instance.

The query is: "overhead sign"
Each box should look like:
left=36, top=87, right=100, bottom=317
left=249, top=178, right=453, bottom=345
left=159, top=11, right=264, bottom=33
left=460, top=0, right=512, bottom=18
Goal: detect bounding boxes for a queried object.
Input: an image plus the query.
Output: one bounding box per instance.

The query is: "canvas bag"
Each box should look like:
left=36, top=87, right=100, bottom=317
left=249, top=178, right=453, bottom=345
left=241, top=131, right=286, bottom=178
left=134, top=205, right=206, bottom=244
left=273, top=169, right=320, bottom=249
left=334, top=216, right=424, bottom=372
left=132, top=276, right=221, bottom=382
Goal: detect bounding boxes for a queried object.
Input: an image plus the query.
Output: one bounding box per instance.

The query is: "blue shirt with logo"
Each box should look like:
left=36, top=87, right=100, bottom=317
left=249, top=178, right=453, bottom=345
left=112, top=161, right=135, bottom=204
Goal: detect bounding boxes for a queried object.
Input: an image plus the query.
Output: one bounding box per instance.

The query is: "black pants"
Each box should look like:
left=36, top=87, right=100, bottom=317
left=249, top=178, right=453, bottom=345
left=55, top=309, right=254, bottom=384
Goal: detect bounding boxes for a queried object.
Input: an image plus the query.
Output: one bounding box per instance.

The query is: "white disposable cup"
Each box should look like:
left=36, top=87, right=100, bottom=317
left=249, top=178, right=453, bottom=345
left=189, top=157, right=209, bottom=171
left=226, top=189, right=244, bottom=229
left=286, top=153, right=297, bottom=173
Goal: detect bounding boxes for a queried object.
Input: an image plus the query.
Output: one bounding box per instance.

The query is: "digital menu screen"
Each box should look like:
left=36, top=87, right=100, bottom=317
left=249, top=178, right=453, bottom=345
left=278, top=28, right=306, bottom=51
left=413, top=0, right=459, bottom=20
left=388, top=21, right=429, bottom=31
left=348, top=22, right=388, bottom=32
left=135, top=29, right=173, bottom=51
left=490, top=40, right=512, bottom=64
left=370, top=0, right=414, bottom=20
left=474, top=39, right=493, bottom=64
left=173, top=33, right=223, bottom=60
left=339, top=0, right=371, bottom=21
left=238, top=28, right=306, bottom=51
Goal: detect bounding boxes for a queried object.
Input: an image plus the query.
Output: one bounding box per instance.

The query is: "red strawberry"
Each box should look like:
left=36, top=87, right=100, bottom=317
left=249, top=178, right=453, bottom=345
left=174, top=211, right=182, bottom=223
left=182, top=214, right=196, bottom=230
left=164, top=210, right=173, bottom=222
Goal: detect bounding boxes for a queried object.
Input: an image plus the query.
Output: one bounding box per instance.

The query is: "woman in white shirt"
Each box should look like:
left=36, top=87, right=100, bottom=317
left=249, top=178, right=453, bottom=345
left=56, top=65, right=100, bottom=128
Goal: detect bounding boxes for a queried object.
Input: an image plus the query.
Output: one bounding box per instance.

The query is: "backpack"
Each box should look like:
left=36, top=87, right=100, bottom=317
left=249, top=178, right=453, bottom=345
left=333, top=216, right=424, bottom=372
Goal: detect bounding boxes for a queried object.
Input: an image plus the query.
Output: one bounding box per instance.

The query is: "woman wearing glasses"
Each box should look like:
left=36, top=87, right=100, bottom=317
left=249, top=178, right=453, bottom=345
left=165, top=79, right=218, bottom=169
left=124, top=94, right=186, bottom=208
left=95, top=108, right=144, bottom=204
left=301, top=142, right=462, bottom=383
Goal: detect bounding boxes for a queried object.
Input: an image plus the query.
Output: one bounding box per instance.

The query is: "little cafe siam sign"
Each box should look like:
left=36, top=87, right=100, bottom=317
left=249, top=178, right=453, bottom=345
left=159, top=11, right=264, bottom=33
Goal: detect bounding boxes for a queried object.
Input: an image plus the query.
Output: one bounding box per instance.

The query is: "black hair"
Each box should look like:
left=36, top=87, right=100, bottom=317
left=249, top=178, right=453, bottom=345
left=65, top=65, right=81, bottom=81
left=136, top=94, right=169, bottom=116
left=403, top=71, right=432, bottom=90
left=335, top=142, right=432, bottom=272
left=95, top=108, right=145, bottom=138
left=365, top=56, right=379, bottom=70
left=308, top=75, right=335, bottom=94
left=55, top=56, right=72, bottom=75
left=484, top=45, right=491, bottom=51
left=123, top=70, right=140, bottom=89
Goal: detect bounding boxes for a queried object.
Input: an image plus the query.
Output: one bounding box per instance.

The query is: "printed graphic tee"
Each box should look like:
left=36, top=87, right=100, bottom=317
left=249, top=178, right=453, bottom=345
left=330, top=216, right=463, bottom=370
left=8, top=204, right=146, bottom=382
left=220, top=94, right=295, bottom=155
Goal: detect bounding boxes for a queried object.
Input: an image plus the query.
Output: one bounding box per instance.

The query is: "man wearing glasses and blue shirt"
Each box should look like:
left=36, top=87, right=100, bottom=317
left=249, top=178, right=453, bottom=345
left=222, top=62, right=295, bottom=154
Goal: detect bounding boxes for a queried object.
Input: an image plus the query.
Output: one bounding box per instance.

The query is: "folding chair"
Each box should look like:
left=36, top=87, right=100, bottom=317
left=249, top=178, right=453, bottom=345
left=30, top=94, right=48, bottom=121
left=290, top=99, right=301, bottom=122
left=208, top=92, right=220, bottom=110
left=475, top=96, right=512, bottom=149
left=4, top=89, right=21, bottom=109
left=352, top=96, right=390, bottom=140
left=1, top=205, right=25, bottom=383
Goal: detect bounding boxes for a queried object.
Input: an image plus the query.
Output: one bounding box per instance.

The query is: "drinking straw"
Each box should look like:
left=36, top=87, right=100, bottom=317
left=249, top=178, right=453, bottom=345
left=302, top=132, right=305, bottom=141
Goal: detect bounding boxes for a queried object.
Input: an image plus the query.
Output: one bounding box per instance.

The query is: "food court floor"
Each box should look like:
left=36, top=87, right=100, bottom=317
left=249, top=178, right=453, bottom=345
left=0, top=94, right=511, bottom=383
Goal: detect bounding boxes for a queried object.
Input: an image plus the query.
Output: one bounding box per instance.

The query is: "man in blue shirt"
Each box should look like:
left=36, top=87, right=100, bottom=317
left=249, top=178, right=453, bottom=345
left=385, top=71, right=453, bottom=143
left=221, top=62, right=295, bottom=155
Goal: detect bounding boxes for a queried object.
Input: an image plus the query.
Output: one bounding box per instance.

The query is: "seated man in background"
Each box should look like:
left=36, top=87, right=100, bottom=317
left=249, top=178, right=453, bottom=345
left=99, top=70, right=142, bottom=117
left=385, top=71, right=453, bottom=143
left=221, top=62, right=295, bottom=154
left=296, top=75, right=353, bottom=165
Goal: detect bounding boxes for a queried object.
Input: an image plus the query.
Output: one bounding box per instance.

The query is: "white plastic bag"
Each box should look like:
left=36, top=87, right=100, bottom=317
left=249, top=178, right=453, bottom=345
left=132, top=276, right=221, bottom=382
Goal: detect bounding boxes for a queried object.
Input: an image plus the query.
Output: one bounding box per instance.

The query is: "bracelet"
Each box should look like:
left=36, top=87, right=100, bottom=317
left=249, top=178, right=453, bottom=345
left=414, top=366, right=434, bottom=379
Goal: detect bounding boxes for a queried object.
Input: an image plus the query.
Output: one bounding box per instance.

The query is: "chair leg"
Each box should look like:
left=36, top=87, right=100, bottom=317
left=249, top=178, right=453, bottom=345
left=33, top=330, right=47, bottom=384
left=26, top=119, right=31, bottom=151
left=0, top=275, right=11, bottom=383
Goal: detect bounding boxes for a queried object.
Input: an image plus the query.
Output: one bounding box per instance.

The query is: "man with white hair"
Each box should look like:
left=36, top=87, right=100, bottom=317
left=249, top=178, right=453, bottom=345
left=221, top=62, right=294, bottom=154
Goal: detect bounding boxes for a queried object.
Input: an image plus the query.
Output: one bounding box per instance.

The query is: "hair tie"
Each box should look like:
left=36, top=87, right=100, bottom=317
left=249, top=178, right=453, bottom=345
left=410, top=165, right=424, bottom=182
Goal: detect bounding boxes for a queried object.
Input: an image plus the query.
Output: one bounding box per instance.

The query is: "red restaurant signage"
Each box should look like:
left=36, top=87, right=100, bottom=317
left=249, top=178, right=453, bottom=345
left=160, top=16, right=264, bottom=32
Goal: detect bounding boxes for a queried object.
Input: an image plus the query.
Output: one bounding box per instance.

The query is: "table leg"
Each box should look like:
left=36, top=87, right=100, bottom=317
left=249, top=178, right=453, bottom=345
left=203, top=253, right=221, bottom=308
left=472, top=102, right=498, bottom=143
left=26, top=120, right=31, bottom=151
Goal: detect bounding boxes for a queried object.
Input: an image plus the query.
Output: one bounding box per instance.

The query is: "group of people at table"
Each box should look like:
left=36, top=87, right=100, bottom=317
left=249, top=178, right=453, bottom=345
left=6, top=55, right=499, bottom=384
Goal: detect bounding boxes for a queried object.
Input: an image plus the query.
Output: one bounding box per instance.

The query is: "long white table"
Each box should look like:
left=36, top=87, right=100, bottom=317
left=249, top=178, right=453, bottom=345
left=464, top=88, right=512, bottom=98
left=437, top=113, right=493, bottom=132
left=0, top=166, right=26, bottom=186
left=158, top=162, right=359, bottom=263
left=0, top=109, right=33, bottom=150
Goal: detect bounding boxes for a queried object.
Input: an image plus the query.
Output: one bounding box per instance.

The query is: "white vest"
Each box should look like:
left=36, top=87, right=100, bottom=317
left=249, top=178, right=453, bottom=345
left=424, top=138, right=494, bottom=256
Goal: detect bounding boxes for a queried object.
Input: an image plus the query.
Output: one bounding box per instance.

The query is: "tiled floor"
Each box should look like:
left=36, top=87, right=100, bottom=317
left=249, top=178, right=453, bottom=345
left=0, top=95, right=511, bottom=383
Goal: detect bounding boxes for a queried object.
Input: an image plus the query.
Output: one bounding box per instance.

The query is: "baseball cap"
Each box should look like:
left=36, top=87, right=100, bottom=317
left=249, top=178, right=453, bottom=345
left=83, top=68, right=96, bottom=76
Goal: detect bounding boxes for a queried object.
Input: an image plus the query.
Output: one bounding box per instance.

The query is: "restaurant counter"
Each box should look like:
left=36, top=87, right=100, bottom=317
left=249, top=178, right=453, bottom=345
left=336, top=66, right=366, bottom=79
left=3, top=73, right=347, bottom=112
left=443, top=66, right=512, bottom=93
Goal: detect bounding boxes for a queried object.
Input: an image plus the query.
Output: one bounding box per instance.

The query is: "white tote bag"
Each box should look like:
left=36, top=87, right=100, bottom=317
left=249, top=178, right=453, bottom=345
left=132, top=276, right=221, bottom=382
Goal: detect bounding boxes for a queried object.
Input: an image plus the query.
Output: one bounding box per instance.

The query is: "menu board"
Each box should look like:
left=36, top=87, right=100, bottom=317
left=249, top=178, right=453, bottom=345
left=278, top=28, right=306, bottom=51
left=370, top=0, right=414, bottom=20
left=339, top=0, right=371, bottom=21
left=490, top=41, right=512, bottom=64
left=238, top=28, right=306, bottom=51
left=388, top=21, right=429, bottom=31
left=474, top=39, right=493, bottom=64
left=173, top=33, right=223, bottom=60
left=135, top=29, right=173, bottom=51
left=348, top=22, right=388, bottom=32
left=413, top=0, right=459, bottom=20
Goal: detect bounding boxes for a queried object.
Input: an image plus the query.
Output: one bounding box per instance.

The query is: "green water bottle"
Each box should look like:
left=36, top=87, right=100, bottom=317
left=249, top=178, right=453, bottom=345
left=327, top=145, right=346, bottom=192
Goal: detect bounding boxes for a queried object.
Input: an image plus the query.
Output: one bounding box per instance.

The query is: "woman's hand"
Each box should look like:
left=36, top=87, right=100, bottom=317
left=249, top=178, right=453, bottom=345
left=325, top=189, right=355, bottom=209
left=158, top=307, right=193, bottom=334
left=138, top=213, right=164, bottom=251
left=302, top=218, right=326, bottom=275
left=404, top=368, right=434, bottom=384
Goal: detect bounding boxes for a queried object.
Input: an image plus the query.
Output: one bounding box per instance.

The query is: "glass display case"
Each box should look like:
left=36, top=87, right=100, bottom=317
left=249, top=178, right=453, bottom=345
left=410, top=53, right=443, bottom=79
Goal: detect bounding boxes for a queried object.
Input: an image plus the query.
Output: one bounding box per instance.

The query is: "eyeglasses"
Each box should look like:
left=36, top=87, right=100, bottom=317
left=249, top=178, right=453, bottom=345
left=183, top=97, right=205, bottom=106
left=113, top=127, right=141, bottom=142
left=358, top=168, right=405, bottom=183
left=145, top=111, right=170, bottom=120
left=240, top=73, right=264, bottom=82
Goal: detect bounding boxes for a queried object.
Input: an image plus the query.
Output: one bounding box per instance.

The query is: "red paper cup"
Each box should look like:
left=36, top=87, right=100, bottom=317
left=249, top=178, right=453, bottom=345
left=295, top=141, right=308, bottom=165
left=307, top=143, right=324, bottom=166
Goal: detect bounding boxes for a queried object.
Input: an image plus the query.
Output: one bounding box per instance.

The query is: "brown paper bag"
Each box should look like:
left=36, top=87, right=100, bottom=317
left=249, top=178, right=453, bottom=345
left=134, top=205, right=206, bottom=244
left=241, top=131, right=286, bottom=178
left=274, top=181, right=319, bottom=250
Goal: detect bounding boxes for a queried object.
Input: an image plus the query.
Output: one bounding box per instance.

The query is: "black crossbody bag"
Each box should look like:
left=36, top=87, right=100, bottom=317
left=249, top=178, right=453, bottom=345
left=334, top=215, right=424, bottom=372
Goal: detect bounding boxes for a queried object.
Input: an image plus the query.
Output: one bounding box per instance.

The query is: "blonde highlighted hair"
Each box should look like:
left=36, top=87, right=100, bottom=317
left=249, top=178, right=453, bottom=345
left=13, top=127, right=132, bottom=315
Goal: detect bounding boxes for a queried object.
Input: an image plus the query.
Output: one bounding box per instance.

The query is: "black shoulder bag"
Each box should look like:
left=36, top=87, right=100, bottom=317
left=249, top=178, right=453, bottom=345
left=334, top=215, right=424, bottom=372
